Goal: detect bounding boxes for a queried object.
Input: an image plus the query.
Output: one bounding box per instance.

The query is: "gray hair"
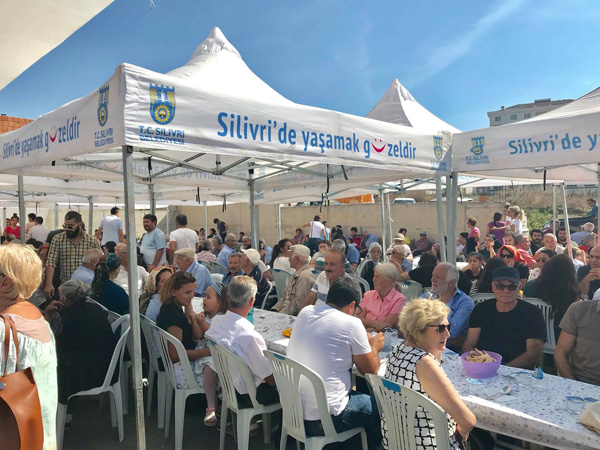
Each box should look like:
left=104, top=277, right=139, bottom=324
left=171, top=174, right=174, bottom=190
left=59, top=279, right=92, bottom=302
left=82, top=248, right=102, bottom=264
left=544, top=233, right=557, bottom=241
left=200, top=239, right=212, bottom=251
left=212, top=235, right=223, bottom=245
left=375, top=263, right=399, bottom=282
left=227, top=275, right=258, bottom=308
left=392, top=245, right=406, bottom=257
left=514, top=234, right=527, bottom=246
left=437, top=262, right=459, bottom=283
left=332, top=239, right=346, bottom=252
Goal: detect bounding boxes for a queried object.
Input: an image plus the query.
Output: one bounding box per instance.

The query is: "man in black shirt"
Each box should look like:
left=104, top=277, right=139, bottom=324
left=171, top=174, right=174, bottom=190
left=577, top=245, right=600, bottom=299
left=463, top=267, right=545, bottom=369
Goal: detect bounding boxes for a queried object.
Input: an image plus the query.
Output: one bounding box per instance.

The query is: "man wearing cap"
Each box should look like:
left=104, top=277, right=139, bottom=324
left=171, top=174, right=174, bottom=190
left=570, top=222, right=595, bottom=245
left=240, top=248, right=270, bottom=308
left=175, top=247, right=213, bottom=297
left=463, top=267, right=545, bottom=369
left=271, top=245, right=316, bottom=316
left=412, top=231, right=432, bottom=256
left=390, top=233, right=412, bottom=258
left=97, top=206, right=125, bottom=246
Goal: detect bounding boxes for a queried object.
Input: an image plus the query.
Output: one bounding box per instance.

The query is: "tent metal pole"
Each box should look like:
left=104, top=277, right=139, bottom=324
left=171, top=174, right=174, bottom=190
left=553, top=184, right=557, bottom=234
left=379, top=189, right=387, bottom=250
left=149, top=184, right=156, bottom=216
left=54, top=203, right=59, bottom=229
left=435, top=176, right=446, bottom=262
left=385, top=192, right=393, bottom=250
left=204, top=201, right=208, bottom=236
left=277, top=204, right=282, bottom=242
left=88, top=197, right=93, bottom=234
left=1, top=208, right=6, bottom=232
left=17, top=175, right=26, bottom=242
left=448, top=172, right=458, bottom=263
left=166, top=207, right=170, bottom=235
left=561, top=182, right=572, bottom=259
left=121, top=145, right=146, bottom=450
left=445, top=176, right=452, bottom=261
left=249, top=165, right=259, bottom=250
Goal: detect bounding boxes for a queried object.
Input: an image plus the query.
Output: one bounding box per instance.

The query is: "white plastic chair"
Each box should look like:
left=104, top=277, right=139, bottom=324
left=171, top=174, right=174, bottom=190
left=264, top=350, right=367, bottom=450
left=139, top=314, right=167, bottom=428
left=401, top=280, right=423, bottom=301
left=211, top=273, right=224, bottom=284
left=260, top=280, right=275, bottom=310
left=210, top=261, right=229, bottom=275
left=271, top=268, right=293, bottom=301
left=366, top=373, right=450, bottom=450
left=470, top=293, right=496, bottom=305
left=156, top=327, right=205, bottom=450
left=349, top=274, right=370, bottom=295
left=208, top=339, right=281, bottom=450
left=522, top=297, right=556, bottom=353
left=56, top=315, right=131, bottom=450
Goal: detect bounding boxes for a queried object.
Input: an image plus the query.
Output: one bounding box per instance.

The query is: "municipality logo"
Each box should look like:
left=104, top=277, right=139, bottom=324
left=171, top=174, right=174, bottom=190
left=97, top=85, right=109, bottom=127
left=150, top=84, right=176, bottom=125
left=433, top=135, right=443, bottom=160
left=471, top=136, right=485, bottom=156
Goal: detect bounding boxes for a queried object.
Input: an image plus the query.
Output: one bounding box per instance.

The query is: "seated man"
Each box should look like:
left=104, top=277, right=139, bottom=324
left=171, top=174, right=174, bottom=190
left=389, top=245, right=413, bottom=273
left=430, top=263, right=474, bottom=352
left=463, top=267, right=545, bottom=369
left=207, top=276, right=279, bottom=406
left=113, top=243, right=149, bottom=295
left=301, top=249, right=350, bottom=310
left=272, top=245, right=316, bottom=316
left=577, top=245, right=600, bottom=299
left=222, top=252, right=244, bottom=286
left=240, top=248, right=270, bottom=308
left=554, top=297, right=600, bottom=386
left=287, top=278, right=383, bottom=449
left=314, top=239, right=353, bottom=273
left=412, top=231, right=433, bottom=256
left=359, top=230, right=378, bottom=258
left=71, top=248, right=103, bottom=285
left=174, top=247, right=213, bottom=297
left=216, top=233, right=237, bottom=269
left=514, top=234, right=536, bottom=267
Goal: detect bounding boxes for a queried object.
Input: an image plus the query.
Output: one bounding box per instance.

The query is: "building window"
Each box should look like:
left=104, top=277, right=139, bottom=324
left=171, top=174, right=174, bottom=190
left=524, top=113, right=531, bottom=119
left=510, top=114, right=517, bottom=120
left=494, top=116, right=501, bottom=122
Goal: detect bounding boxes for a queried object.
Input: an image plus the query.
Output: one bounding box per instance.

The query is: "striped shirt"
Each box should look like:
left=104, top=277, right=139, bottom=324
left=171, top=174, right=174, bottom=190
left=47, top=231, right=101, bottom=284
left=311, top=271, right=350, bottom=306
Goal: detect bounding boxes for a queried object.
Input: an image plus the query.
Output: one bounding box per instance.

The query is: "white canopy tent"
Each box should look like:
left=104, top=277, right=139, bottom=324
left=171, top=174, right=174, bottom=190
left=0, top=27, right=448, bottom=446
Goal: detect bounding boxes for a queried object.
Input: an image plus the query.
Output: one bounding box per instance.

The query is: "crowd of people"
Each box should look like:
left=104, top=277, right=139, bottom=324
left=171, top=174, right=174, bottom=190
left=1, top=205, right=599, bottom=450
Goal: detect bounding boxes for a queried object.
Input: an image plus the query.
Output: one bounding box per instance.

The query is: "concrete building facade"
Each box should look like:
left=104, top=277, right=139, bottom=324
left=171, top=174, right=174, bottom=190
left=487, top=98, right=572, bottom=127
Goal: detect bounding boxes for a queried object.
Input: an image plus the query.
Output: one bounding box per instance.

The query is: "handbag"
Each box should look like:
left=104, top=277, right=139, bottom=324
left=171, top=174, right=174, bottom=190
left=0, top=315, right=44, bottom=450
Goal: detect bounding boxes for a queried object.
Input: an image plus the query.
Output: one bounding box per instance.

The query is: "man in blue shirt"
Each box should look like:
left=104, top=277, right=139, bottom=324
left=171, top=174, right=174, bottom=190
left=213, top=217, right=229, bottom=241
left=216, top=233, right=237, bottom=269
left=430, top=262, right=474, bottom=352
left=139, top=214, right=166, bottom=271
left=174, top=247, right=213, bottom=296
left=71, top=248, right=103, bottom=285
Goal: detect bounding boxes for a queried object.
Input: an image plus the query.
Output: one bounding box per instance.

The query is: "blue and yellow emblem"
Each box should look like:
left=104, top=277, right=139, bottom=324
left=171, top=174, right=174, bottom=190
left=433, top=135, right=443, bottom=160
left=97, top=85, right=109, bottom=127
left=470, top=136, right=485, bottom=155
left=150, top=84, right=176, bottom=125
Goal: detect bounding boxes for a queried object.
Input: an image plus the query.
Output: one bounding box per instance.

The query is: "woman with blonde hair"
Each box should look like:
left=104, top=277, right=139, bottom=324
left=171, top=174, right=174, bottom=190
left=507, top=206, right=525, bottom=235
left=0, top=244, right=58, bottom=449
left=383, top=299, right=476, bottom=449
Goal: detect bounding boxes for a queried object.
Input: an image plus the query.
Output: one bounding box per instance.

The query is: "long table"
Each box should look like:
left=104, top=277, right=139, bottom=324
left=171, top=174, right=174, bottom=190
left=247, top=308, right=600, bottom=450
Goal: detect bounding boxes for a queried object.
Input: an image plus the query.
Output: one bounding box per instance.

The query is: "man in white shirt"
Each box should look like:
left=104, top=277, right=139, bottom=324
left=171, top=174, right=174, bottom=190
left=167, top=214, right=200, bottom=264
left=114, top=243, right=149, bottom=295
left=300, top=249, right=349, bottom=310
left=26, top=216, right=51, bottom=243
left=97, top=206, right=125, bottom=246
left=206, top=276, right=279, bottom=407
left=287, top=277, right=383, bottom=448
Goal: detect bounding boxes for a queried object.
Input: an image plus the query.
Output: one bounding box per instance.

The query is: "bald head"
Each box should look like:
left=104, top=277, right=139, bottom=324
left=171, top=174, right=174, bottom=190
left=82, top=248, right=103, bottom=269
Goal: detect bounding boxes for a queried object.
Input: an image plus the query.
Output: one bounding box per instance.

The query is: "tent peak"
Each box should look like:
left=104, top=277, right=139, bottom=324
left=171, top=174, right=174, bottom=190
left=190, top=27, right=241, bottom=60
left=389, top=79, right=416, bottom=102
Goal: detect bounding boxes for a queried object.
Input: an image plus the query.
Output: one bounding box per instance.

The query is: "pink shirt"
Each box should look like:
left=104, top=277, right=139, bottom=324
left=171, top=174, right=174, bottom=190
left=361, top=288, right=406, bottom=322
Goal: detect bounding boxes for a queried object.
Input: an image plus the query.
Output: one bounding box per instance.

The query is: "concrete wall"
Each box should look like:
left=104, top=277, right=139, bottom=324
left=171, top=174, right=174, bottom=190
left=179, top=201, right=505, bottom=245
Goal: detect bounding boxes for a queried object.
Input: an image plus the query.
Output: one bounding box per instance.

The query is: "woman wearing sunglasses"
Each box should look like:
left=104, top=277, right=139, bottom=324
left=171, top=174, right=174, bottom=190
left=383, top=299, right=476, bottom=449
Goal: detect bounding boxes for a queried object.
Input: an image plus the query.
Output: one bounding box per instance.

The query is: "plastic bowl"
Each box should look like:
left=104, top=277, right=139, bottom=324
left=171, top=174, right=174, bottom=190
left=460, top=351, right=502, bottom=379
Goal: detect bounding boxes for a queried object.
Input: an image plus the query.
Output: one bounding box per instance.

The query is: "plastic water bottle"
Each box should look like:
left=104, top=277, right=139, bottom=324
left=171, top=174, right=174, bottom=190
left=247, top=307, right=254, bottom=324
left=383, top=327, right=393, bottom=352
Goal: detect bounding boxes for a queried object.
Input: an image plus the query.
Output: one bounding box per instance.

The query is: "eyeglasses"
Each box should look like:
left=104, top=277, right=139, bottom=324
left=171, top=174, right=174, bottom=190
left=62, top=223, right=78, bottom=230
left=427, top=323, right=451, bottom=334
left=536, top=258, right=549, bottom=264
left=499, top=253, right=513, bottom=259
left=493, top=282, right=519, bottom=291
left=354, top=304, right=363, bottom=315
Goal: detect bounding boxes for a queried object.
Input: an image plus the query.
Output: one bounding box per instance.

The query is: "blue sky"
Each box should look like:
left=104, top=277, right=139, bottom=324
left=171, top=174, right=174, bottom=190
left=1, top=0, right=599, bottom=131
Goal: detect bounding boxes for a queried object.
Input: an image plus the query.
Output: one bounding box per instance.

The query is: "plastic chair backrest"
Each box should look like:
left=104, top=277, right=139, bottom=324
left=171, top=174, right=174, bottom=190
left=264, top=351, right=338, bottom=441
left=208, top=339, right=261, bottom=410
left=272, top=269, right=293, bottom=301
left=211, top=273, right=224, bottom=284
left=521, top=297, right=556, bottom=350
left=401, top=280, right=423, bottom=301
left=349, top=275, right=370, bottom=295
left=106, top=310, right=121, bottom=324
left=366, top=374, right=450, bottom=450
left=94, top=321, right=130, bottom=391
left=139, top=315, right=161, bottom=372
left=156, top=327, right=199, bottom=390
left=111, top=314, right=129, bottom=338
left=210, top=262, right=228, bottom=275
left=260, top=281, right=275, bottom=310
left=471, top=293, right=496, bottom=305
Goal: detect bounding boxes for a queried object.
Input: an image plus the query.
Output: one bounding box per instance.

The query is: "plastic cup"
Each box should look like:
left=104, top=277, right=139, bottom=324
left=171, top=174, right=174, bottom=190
left=565, top=396, right=585, bottom=415
left=515, top=372, right=532, bottom=387
left=467, top=378, right=485, bottom=396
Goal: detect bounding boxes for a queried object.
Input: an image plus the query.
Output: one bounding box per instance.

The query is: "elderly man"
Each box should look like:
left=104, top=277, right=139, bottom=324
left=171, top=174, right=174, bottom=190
left=272, top=245, right=316, bottom=316
left=430, top=263, right=475, bottom=351
left=390, top=233, right=412, bottom=258
left=139, top=214, right=166, bottom=271
left=413, top=231, right=433, bottom=256
left=175, top=247, right=213, bottom=297
left=211, top=235, right=223, bottom=257
left=287, top=278, right=383, bottom=449
left=514, top=234, right=536, bottom=267
left=168, top=214, right=199, bottom=264
left=301, top=249, right=350, bottom=310
left=463, top=267, right=545, bottom=369
left=359, top=230, right=378, bottom=258
left=206, top=276, right=279, bottom=406
left=241, top=235, right=252, bottom=250
left=240, top=248, right=270, bottom=308
left=222, top=252, right=244, bottom=286
left=113, top=243, right=149, bottom=295
left=216, top=233, right=238, bottom=269
left=554, top=298, right=600, bottom=386
left=577, top=245, right=600, bottom=298
left=537, top=232, right=564, bottom=255
left=71, top=248, right=103, bottom=285
left=570, top=222, right=595, bottom=245
left=389, top=245, right=413, bottom=273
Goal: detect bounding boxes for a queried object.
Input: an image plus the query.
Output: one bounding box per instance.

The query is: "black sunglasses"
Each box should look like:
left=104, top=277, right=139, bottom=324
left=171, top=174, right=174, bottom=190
left=499, top=253, right=513, bottom=259
left=493, top=281, right=519, bottom=291
left=427, top=323, right=451, bottom=334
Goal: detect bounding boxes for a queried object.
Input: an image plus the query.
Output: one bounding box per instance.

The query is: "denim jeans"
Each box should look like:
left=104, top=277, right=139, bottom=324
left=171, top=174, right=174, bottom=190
left=305, top=390, right=382, bottom=449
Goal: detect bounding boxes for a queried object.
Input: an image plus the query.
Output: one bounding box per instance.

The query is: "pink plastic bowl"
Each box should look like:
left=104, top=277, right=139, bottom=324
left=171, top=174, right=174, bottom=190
left=460, top=351, right=502, bottom=379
